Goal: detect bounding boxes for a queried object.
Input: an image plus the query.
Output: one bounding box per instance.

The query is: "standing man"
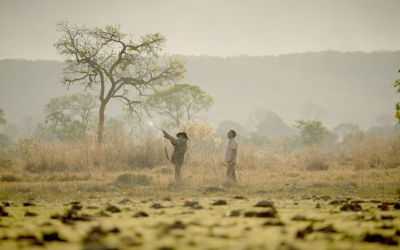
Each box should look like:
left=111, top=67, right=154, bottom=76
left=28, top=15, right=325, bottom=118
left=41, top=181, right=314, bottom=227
left=225, top=130, right=238, bottom=183
left=163, top=131, right=188, bottom=182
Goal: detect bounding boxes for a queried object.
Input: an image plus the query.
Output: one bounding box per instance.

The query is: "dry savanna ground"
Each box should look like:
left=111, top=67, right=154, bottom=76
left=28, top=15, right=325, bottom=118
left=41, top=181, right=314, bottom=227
left=0, top=129, right=400, bottom=249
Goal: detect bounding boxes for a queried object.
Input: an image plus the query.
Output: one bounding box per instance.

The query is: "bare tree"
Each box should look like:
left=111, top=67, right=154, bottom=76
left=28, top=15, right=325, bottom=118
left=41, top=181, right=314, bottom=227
left=54, top=22, right=185, bottom=146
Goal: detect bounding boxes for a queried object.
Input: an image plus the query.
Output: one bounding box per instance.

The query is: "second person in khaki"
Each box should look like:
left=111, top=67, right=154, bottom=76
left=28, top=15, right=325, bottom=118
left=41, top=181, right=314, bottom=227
left=225, top=129, right=238, bottom=183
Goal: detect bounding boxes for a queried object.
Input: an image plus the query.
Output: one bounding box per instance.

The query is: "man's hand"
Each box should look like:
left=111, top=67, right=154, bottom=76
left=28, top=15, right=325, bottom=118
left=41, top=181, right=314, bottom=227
left=162, top=130, right=168, bottom=137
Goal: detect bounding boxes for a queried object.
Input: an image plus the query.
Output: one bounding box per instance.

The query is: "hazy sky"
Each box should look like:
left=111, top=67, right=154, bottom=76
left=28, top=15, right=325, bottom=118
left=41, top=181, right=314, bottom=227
left=0, top=0, right=399, bottom=59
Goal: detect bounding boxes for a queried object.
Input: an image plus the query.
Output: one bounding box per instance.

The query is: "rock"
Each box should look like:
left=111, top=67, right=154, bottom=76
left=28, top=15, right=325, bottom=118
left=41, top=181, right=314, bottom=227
left=16, top=234, right=43, bottom=246
left=70, top=201, right=81, bottom=205
left=350, top=199, right=366, bottom=204
left=296, top=224, right=337, bottom=239
left=296, top=224, right=314, bottom=239
left=191, top=204, right=203, bottom=210
left=378, top=203, right=390, bottom=211
left=1, top=201, right=11, bottom=207
left=319, top=195, right=332, bottom=201
left=0, top=206, right=8, bottom=217
left=329, top=199, right=346, bottom=206
left=118, top=198, right=132, bottom=204
left=163, top=220, right=186, bottom=234
left=378, top=224, right=394, bottom=229
left=105, top=204, right=121, bottom=213
left=83, top=225, right=120, bottom=243
left=381, top=215, right=395, bottom=220
left=23, top=202, right=36, bottom=207
left=133, top=211, right=149, bottom=217
left=255, top=200, right=274, bottom=208
left=292, top=214, right=307, bottom=221
left=226, top=210, right=241, bottom=217
left=211, top=199, right=227, bottom=206
left=51, top=208, right=92, bottom=224
left=340, top=202, right=362, bottom=211
left=25, top=211, right=38, bottom=217
left=42, top=231, right=67, bottom=242
left=369, top=200, right=382, bottom=203
left=109, top=227, right=120, bottom=233
left=363, top=233, right=398, bottom=245
left=244, top=209, right=276, bottom=218
left=315, top=203, right=321, bottom=209
left=95, top=210, right=111, bottom=217
left=71, top=204, right=83, bottom=210
left=316, top=224, right=337, bottom=233
left=150, top=203, right=165, bottom=209
left=233, top=195, right=246, bottom=200
left=263, top=219, right=285, bottom=226
left=183, top=200, right=199, bottom=207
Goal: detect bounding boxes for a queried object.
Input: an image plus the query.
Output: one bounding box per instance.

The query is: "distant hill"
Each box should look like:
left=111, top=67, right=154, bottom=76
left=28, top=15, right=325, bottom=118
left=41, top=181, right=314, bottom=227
left=0, top=51, right=399, bottom=129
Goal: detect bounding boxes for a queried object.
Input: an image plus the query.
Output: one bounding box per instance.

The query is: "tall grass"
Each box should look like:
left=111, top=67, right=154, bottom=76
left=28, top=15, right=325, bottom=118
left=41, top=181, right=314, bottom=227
left=0, top=120, right=399, bottom=198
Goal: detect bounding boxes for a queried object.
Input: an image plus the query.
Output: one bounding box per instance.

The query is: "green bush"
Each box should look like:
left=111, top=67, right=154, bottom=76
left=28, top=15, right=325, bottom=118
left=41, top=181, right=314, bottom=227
left=0, top=174, right=22, bottom=182
left=115, top=173, right=152, bottom=186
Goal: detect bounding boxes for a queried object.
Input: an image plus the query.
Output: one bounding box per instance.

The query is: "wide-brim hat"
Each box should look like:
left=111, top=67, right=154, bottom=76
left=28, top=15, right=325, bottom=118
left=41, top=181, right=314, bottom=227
left=176, top=132, right=188, bottom=140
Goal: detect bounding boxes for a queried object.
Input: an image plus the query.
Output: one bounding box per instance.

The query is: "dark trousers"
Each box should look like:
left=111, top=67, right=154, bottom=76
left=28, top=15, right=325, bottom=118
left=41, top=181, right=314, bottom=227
left=227, top=162, right=236, bottom=182
left=174, top=163, right=182, bottom=181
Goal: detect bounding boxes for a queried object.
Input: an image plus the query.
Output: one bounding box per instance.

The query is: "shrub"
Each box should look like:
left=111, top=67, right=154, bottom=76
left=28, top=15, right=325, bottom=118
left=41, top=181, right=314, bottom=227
left=46, top=173, right=91, bottom=182
left=114, top=173, right=152, bottom=186
left=24, top=161, right=49, bottom=173
left=306, top=159, right=329, bottom=171
left=0, top=159, right=12, bottom=169
left=0, top=174, right=21, bottom=182
left=160, top=167, right=173, bottom=175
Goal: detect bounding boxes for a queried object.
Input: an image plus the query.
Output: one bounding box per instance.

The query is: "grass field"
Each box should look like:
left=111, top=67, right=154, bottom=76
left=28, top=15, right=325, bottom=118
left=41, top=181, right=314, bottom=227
left=1, top=125, right=400, bottom=249
left=0, top=165, right=400, bottom=250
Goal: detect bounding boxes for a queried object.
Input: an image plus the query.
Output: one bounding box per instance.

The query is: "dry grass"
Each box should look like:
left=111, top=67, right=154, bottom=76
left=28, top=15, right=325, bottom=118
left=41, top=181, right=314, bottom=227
left=0, top=121, right=399, bottom=200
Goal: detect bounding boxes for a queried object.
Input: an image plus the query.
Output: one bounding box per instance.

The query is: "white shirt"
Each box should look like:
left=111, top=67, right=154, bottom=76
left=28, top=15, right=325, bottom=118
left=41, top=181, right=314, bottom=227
left=225, top=138, right=238, bottom=163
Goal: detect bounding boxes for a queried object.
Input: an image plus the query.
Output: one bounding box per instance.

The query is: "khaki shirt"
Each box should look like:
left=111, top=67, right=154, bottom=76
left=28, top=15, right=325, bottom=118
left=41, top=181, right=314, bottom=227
left=225, top=138, right=238, bottom=163
left=164, top=132, right=188, bottom=166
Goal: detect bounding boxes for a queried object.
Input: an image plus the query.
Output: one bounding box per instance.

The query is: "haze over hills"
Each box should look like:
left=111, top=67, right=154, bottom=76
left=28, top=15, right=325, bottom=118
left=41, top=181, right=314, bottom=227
left=0, top=51, right=399, bottom=130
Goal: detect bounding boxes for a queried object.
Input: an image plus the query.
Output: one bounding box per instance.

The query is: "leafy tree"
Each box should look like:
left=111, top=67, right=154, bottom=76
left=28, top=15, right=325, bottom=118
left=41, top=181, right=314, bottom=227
left=55, top=22, right=184, bottom=145
left=145, top=84, right=213, bottom=126
left=0, top=109, right=5, bottom=124
left=250, top=110, right=295, bottom=136
left=0, top=109, right=9, bottom=148
left=43, top=93, right=97, bottom=141
left=395, top=71, right=400, bottom=122
left=295, top=120, right=333, bottom=146
left=216, top=120, right=248, bottom=137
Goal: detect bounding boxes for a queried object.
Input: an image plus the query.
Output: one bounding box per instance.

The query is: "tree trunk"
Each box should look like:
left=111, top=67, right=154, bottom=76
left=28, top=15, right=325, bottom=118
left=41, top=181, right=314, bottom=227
left=97, top=101, right=106, bottom=146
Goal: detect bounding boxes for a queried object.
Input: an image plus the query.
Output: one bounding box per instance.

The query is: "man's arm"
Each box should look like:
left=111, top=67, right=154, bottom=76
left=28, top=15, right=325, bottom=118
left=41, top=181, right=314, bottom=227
left=163, top=131, right=179, bottom=146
